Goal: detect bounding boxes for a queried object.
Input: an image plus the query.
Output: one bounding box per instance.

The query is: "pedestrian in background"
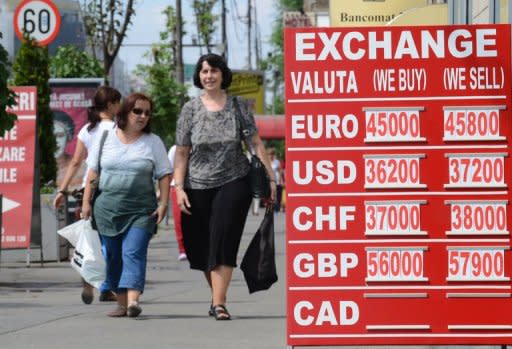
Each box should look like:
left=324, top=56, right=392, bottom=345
left=268, top=148, right=284, bottom=213
left=174, top=53, right=276, bottom=321
left=82, top=93, right=171, bottom=318
left=168, top=144, right=187, bottom=261
left=53, top=86, right=121, bottom=305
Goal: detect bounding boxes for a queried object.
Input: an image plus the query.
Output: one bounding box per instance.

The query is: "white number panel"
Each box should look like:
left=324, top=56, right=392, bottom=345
left=365, top=107, right=426, bottom=142
left=364, top=154, right=426, bottom=189
left=365, top=200, right=427, bottom=236
left=447, top=247, right=509, bottom=281
left=443, top=106, right=505, bottom=141
left=445, top=200, right=508, bottom=236
left=366, top=247, right=428, bottom=282
left=445, top=153, right=507, bottom=188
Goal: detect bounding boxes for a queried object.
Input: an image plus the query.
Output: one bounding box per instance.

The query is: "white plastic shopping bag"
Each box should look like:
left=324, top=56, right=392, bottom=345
left=58, top=219, right=106, bottom=289
left=57, top=219, right=84, bottom=247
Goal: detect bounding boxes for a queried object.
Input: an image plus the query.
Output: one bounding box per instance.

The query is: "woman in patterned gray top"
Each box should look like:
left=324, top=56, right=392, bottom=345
left=174, top=53, right=276, bottom=320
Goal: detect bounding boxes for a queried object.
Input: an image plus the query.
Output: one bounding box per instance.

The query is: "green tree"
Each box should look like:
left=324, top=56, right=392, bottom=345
left=192, top=0, right=219, bottom=53
left=135, top=6, right=188, bottom=147
left=50, top=45, right=103, bottom=78
left=263, top=0, right=303, bottom=114
left=0, top=41, right=17, bottom=134
left=12, top=36, right=56, bottom=186
left=81, top=0, right=136, bottom=80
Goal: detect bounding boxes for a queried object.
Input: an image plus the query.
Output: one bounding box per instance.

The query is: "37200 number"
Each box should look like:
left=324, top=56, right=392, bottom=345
left=446, top=154, right=506, bottom=188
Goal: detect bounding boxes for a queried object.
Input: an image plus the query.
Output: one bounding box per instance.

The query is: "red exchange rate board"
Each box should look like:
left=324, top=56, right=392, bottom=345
left=284, top=24, right=512, bottom=346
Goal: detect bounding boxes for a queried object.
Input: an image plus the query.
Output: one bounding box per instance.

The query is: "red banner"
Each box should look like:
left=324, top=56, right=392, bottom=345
left=285, top=25, right=512, bottom=346
left=1, top=86, right=37, bottom=249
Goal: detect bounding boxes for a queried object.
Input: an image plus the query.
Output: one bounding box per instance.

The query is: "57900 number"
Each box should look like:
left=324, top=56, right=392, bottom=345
left=447, top=248, right=508, bottom=281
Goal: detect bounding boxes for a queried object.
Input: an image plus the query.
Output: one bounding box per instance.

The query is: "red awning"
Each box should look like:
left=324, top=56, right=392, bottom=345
left=254, top=114, right=285, bottom=139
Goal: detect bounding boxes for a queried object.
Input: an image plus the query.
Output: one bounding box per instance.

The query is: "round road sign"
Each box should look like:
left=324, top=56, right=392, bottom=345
left=13, top=0, right=61, bottom=46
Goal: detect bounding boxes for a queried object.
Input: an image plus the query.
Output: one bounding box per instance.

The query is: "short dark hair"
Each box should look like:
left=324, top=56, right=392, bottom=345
left=116, top=93, right=153, bottom=133
left=193, top=53, right=232, bottom=89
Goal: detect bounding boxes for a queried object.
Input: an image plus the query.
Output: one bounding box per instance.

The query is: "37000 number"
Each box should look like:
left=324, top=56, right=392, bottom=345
left=365, top=201, right=425, bottom=235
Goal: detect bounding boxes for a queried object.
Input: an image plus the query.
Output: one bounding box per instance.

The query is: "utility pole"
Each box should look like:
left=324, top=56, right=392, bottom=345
left=221, top=0, right=227, bottom=62
left=254, top=0, right=260, bottom=68
left=175, top=0, right=184, bottom=86
left=247, top=0, right=252, bottom=69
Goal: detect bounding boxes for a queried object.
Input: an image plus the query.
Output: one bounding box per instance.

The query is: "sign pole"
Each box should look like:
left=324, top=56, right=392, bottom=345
left=0, top=194, right=2, bottom=269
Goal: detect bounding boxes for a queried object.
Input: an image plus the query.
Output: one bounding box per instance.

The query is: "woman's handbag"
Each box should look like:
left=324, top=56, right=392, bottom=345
left=90, top=130, right=108, bottom=230
left=240, top=206, right=278, bottom=293
left=233, top=97, right=270, bottom=199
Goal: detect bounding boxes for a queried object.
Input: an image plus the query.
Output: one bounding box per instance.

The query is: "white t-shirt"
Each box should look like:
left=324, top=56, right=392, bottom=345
left=86, top=129, right=171, bottom=180
left=271, top=158, right=282, bottom=185
left=77, top=120, right=115, bottom=186
left=167, top=145, right=176, bottom=186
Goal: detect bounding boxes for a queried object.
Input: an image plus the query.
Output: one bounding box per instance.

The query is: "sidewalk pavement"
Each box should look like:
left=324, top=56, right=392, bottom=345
left=0, top=209, right=286, bottom=349
left=0, top=211, right=504, bottom=349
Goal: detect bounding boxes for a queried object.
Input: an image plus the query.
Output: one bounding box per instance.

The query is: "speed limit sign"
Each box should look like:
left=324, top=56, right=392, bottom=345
left=13, top=0, right=61, bottom=46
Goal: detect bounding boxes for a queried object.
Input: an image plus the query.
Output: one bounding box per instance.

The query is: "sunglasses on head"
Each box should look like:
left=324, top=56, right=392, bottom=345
left=132, top=108, right=151, bottom=117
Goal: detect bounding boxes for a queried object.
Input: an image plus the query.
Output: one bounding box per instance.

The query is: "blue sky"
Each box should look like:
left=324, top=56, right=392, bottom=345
left=118, top=0, right=276, bottom=73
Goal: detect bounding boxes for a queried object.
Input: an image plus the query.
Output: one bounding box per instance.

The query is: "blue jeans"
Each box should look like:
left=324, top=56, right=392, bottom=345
left=99, top=238, right=110, bottom=293
left=101, top=227, right=152, bottom=294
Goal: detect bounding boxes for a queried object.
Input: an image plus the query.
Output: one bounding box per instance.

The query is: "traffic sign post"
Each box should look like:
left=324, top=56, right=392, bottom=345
left=13, top=0, right=61, bottom=46
left=285, top=24, right=512, bottom=346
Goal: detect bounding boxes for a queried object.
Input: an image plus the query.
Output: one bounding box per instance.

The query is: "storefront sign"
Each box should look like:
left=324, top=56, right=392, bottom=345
left=1, top=86, right=37, bottom=249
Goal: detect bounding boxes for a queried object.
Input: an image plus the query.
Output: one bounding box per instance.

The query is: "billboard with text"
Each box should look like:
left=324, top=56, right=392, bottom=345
left=285, top=24, right=512, bottom=346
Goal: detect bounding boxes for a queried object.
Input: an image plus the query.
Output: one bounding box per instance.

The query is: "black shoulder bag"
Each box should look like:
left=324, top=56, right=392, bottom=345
left=240, top=205, right=278, bottom=293
left=90, top=130, right=108, bottom=230
left=233, top=97, right=270, bottom=199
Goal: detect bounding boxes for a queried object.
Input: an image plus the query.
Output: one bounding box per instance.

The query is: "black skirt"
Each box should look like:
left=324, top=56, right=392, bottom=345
left=181, top=176, right=252, bottom=272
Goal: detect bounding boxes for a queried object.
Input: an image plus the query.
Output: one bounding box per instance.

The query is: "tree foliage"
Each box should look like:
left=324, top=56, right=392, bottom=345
left=50, top=45, right=103, bottom=78
left=12, top=36, right=56, bottom=186
left=192, top=0, right=219, bottom=53
left=263, top=0, right=303, bottom=114
left=135, top=6, right=188, bottom=147
left=81, top=0, right=136, bottom=80
left=0, top=41, right=17, bottom=135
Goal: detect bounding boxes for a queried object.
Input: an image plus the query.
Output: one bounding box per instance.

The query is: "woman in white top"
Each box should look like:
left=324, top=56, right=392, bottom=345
left=53, top=85, right=121, bottom=304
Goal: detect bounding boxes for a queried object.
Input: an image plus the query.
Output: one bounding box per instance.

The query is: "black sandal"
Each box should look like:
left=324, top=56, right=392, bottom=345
left=208, top=303, right=215, bottom=316
left=212, top=304, right=231, bottom=321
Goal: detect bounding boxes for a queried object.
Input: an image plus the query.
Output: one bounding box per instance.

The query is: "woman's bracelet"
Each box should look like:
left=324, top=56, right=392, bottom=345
left=58, top=189, right=69, bottom=195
